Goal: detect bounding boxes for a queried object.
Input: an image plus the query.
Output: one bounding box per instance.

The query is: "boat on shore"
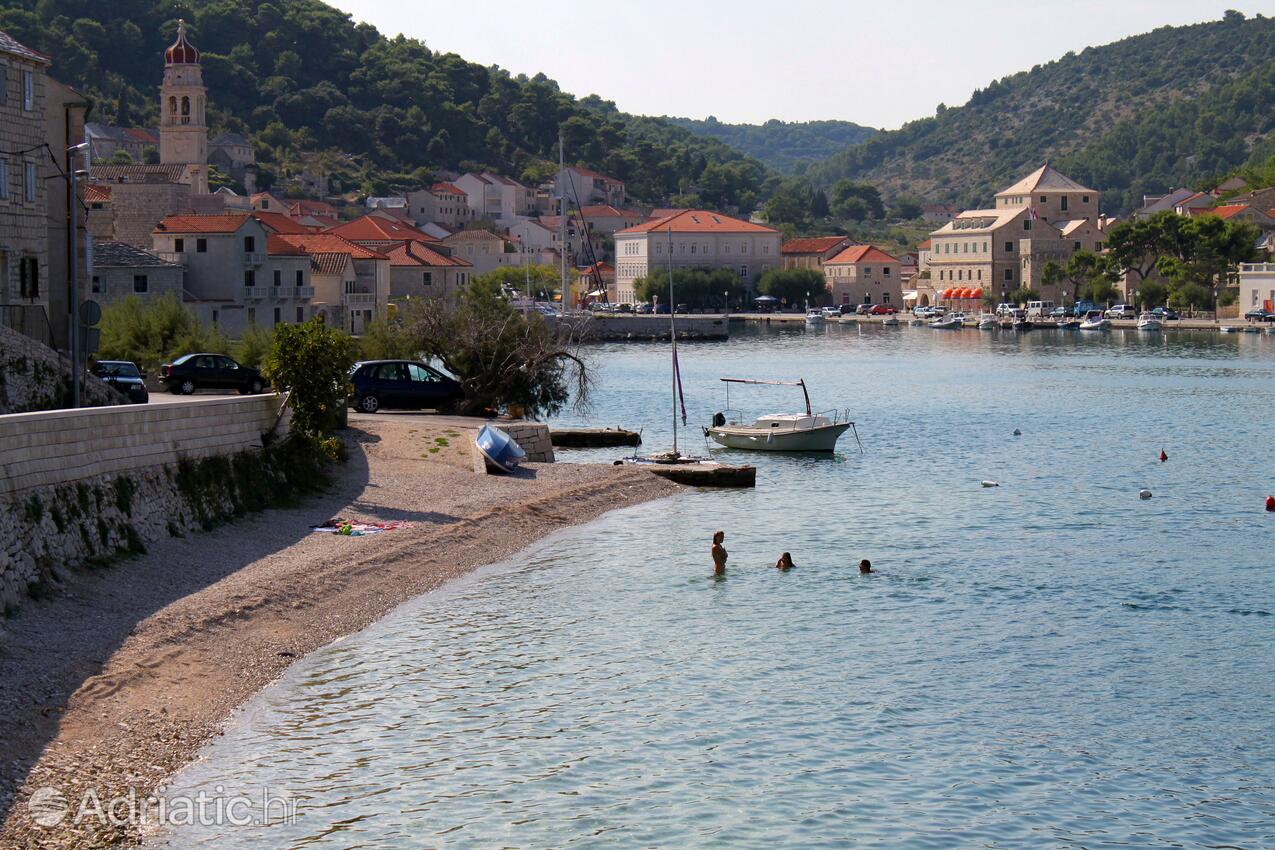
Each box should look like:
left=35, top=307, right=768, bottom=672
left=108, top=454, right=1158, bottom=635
left=1079, top=311, right=1109, bottom=331
left=475, top=424, right=527, bottom=473
left=704, top=378, right=857, bottom=453
left=930, top=312, right=964, bottom=329
left=977, top=313, right=998, bottom=330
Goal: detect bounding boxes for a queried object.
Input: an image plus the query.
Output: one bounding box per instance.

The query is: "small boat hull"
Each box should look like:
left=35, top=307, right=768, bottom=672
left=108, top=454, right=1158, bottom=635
left=707, top=421, right=850, bottom=452
left=475, top=424, right=527, bottom=474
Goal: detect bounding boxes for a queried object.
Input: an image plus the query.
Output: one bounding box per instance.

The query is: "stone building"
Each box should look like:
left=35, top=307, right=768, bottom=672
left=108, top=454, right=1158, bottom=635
left=90, top=241, right=184, bottom=304
left=441, top=228, right=520, bottom=276
left=152, top=214, right=315, bottom=336
left=384, top=240, right=472, bottom=301
left=0, top=30, right=52, bottom=342
left=406, top=182, right=473, bottom=229
left=823, top=245, right=903, bottom=308
left=269, top=233, right=389, bottom=335
left=926, top=164, right=1105, bottom=304
left=781, top=236, right=857, bottom=272
left=613, top=210, right=782, bottom=305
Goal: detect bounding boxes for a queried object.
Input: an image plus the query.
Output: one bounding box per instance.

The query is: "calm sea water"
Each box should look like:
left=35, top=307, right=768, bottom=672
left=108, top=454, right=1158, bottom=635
left=153, top=324, right=1275, bottom=849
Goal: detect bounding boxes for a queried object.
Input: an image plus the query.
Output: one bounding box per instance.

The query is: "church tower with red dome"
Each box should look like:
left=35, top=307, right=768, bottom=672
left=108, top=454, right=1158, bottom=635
left=159, top=19, right=208, bottom=192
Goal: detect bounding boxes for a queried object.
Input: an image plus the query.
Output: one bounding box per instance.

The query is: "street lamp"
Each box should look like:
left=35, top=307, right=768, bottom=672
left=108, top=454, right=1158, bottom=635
left=723, top=289, right=729, bottom=315
left=68, top=141, right=90, bottom=409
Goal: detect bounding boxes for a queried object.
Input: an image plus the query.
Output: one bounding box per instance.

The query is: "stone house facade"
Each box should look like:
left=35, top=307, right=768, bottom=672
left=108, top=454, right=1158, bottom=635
left=441, top=228, right=519, bottom=277
left=559, top=167, right=625, bottom=208
left=0, top=30, right=51, bottom=335
left=823, top=245, right=903, bottom=308
left=781, top=236, right=857, bottom=272
left=454, top=172, right=536, bottom=223
left=90, top=241, right=184, bottom=304
left=270, top=233, right=388, bottom=335
left=406, top=182, right=473, bottom=229
left=613, top=210, right=782, bottom=305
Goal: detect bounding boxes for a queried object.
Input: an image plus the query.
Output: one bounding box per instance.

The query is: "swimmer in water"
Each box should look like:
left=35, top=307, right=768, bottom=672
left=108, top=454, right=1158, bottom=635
left=775, top=552, right=795, bottom=570
left=711, top=530, right=728, bottom=575
left=859, top=559, right=872, bottom=574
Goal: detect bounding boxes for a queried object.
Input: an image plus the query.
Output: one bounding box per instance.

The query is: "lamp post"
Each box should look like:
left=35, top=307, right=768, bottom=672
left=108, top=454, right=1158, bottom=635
left=724, top=289, right=728, bottom=315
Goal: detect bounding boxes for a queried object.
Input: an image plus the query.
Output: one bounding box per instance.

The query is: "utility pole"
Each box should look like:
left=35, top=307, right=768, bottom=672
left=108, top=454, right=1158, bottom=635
left=68, top=142, right=89, bottom=408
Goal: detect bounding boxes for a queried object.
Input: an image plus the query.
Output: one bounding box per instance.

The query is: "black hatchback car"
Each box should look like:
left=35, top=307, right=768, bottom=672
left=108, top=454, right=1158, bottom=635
left=350, top=360, right=464, bottom=413
left=91, top=360, right=149, bottom=404
left=159, top=353, right=268, bottom=395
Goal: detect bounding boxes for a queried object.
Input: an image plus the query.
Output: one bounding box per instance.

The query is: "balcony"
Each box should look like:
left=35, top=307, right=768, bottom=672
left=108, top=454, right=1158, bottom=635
left=342, top=291, right=377, bottom=307
left=243, top=252, right=267, bottom=266
left=243, top=287, right=271, bottom=299
left=245, top=286, right=316, bottom=300
left=1239, top=263, right=1275, bottom=274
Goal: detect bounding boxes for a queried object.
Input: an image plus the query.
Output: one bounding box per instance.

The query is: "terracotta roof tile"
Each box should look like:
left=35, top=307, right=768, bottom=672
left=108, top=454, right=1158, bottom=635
left=431, top=182, right=467, bottom=196
left=0, top=29, right=50, bottom=64
left=273, top=233, right=387, bottom=260
left=84, top=184, right=111, bottom=203
left=252, top=211, right=313, bottom=234
left=617, top=209, right=778, bottom=235
left=384, top=240, right=471, bottom=268
left=266, top=235, right=308, bottom=256
left=826, top=244, right=900, bottom=265
left=781, top=236, right=850, bottom=255
left=310, top=253, right=351, bottom=275
left=154, top=214, right=253, bottom=234
left=329, top=214, right=435, bottom=243
left=579, top=205, right=643, bottom=219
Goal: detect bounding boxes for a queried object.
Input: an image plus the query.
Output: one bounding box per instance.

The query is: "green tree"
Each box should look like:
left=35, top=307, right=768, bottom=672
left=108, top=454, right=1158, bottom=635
left=635, top=268, right=743, bottom=310
left=405, top=277, right=592, bottom=418
left=1006, top=287, right=1040, bottom=305
left=829, top=180, right=885, bottom=220
left=357, top=318, right=417, bottom=360
left=757, top=268, right=828, bottom=306
left=98, top=294, right=228, bottom=371
left=1135, top=279, right=1168, bottom=309
left=474, top=265, right=562, bottom=302
left=232, top=322, right=275, bottom=368
left=262, top=318, right=356, bottom=438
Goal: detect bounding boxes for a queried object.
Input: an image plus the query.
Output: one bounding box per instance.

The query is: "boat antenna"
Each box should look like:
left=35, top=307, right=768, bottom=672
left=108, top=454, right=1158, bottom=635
left=558, top=129, right=567, bottom=317
left=668, top=225, right=679, bottom=455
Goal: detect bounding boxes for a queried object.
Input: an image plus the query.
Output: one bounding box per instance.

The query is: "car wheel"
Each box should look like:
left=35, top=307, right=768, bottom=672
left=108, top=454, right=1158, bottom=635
left=359, top=395, right=380, bottom=413
left=179, top=379, right=196, bottom=395
left=250, top=379, right=265, bottom=394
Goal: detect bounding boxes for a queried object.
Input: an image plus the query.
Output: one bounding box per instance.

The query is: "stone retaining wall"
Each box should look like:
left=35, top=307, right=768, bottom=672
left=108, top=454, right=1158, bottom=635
left=0, top=323, right=121, bottom=414
left=469, top=422, right=554, bottom=473
left=0, top=395, right=295, bottom=613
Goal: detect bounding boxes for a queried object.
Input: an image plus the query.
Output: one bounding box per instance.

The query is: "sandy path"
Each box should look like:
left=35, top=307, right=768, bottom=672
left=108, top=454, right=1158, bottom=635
left=0, top=415, right=676, bottom=848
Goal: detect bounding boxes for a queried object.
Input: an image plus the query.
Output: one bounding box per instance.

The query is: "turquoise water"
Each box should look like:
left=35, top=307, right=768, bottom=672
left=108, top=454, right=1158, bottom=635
left=155, top=325, right=1275, bottom=849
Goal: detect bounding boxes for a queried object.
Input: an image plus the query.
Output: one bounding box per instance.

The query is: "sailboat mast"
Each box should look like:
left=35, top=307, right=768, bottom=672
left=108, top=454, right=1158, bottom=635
left=559, top=131, right=567, bottom=318
left=668, top=226, right=678, bottom=455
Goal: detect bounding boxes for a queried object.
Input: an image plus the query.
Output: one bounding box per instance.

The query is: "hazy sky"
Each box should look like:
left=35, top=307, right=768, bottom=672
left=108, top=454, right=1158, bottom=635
left=329, top=1, right=1274, bottom=129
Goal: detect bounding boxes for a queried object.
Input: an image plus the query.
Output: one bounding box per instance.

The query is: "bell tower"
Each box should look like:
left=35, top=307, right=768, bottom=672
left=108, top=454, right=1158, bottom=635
left=159, top=20, right=208, bottom=193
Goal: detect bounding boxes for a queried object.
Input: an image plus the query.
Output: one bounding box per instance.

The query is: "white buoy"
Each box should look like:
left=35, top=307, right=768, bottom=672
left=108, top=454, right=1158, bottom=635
left=1139, top=489, right=1153, bottom=500
left=981, top=480, right=999, bottom=488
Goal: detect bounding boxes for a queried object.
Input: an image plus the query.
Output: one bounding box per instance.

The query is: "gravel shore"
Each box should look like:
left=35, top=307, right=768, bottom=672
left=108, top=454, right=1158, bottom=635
left=0, top=414, right=676, bottom=848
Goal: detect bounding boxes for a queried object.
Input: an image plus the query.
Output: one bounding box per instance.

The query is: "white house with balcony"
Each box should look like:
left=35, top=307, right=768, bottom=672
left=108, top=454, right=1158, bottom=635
left=1239, top=263, right=1275, bottom=317
left=151, top=213, right=315, bottom=335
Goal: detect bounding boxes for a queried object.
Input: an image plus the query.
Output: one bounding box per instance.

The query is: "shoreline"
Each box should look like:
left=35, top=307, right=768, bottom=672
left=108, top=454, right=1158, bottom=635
left=0, top=416, right=677, bottom=848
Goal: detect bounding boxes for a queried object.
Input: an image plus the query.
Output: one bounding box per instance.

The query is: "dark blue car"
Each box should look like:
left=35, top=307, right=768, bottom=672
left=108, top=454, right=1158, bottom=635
left=350, top=360, right=464, bottom=413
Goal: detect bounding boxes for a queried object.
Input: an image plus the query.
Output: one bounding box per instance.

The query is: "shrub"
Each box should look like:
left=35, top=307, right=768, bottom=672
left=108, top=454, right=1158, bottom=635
left=262, top=318, right=356, bottom=437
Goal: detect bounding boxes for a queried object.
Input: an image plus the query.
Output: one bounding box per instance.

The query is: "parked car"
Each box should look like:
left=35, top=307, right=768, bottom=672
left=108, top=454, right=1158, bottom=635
left=616, top=303, right=633, bottom=313
left=350, top=360, right=464, bottom=413
left=91, top=360, right=148, bottom=404
left=838, top=304, right=854, bottom=316
left=158, top=353, right=267, bottom=395
left=913, top=305, right=932, bottom=318
left=1244, top=308, right=1273, bottom=322
left=654, top=303, right=670, bottom=314
left=821, top=306, right=841, bottom=319
left=1104, top=304, right=1136, bottom=320
left=674, top=303, right=689, bottom=314
left=1049, top=307, right=1068, bottom=318
left=855, top=304, right=874, bottom=315
left=868, top=304, right=898, bottom=315
left=1026, top=300, right=1056, bottom=318
left=635, top=303, right=653, bottom=314
left=1150, top=307, right=1180, bottom=320
left=995, top=303, right=1016, bottom=317
left=1072, top=300, right=1100, bottom=317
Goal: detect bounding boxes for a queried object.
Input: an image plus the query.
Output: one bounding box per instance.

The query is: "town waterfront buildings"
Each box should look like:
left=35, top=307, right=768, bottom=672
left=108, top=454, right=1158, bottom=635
left=823, top=245, right=903, bottom=308
left=613, top=210, right=782, bottom=305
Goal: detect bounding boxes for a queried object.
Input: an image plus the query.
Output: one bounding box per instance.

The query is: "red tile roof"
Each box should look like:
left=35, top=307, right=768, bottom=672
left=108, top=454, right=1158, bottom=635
left=84, top=184, right=112, bottom=203
left=781, top=236, right=850, bottom=255
left=310, top=254, right=352, bottom=275
left=431, top=182, right=467, bottom=197
left=288, top=199, right=337, bottom=216
left=266, top=235, right=308, bottom=256
left=579, top=205, right=643, bottom=219
left=384, top=240, right=471, bottom=268
left=252, top=211, right=313, bottom=234
left=328, top=215, right=436, bottom=243
left=1210, top=204, right=1250, bottom=219
left=154, top=214, right=253, bottom=234
left=569, top=166, right=623, bottom=185
left=917, top=238, right=932, bottom=250
left=618, top=209, right=778, bottom=235
left=826, top=244, right=900, bottom=265
left=273, top=233, right=387, bottom=260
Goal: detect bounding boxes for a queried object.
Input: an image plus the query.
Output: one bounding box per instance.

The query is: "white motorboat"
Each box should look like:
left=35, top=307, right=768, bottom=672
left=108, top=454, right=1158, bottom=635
left=881, top=315, right=901, bottom=326
left=930, top=312, right=965, bottom=329
left=704, top=378, right=859, bottom=453
left=1136, top=311, right=1162, bottom=331
left=977, top=313, right=998, bottom=330
left=1220, top=326, right=1237, bottom=333
left=1079, top=310, right=1109, bottom=331
left=804, top=308, right=825, bottom=325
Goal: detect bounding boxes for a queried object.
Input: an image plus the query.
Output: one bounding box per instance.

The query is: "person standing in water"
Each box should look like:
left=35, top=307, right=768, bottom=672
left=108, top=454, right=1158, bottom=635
left=775, top=552, right=795, bottom=570
left=711, top=531, right=728, bottom=575
left=859, top=559, right=872, bottom=574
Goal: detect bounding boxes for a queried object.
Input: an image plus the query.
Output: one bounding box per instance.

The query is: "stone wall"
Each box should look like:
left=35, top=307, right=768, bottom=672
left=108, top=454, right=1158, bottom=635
left=0, top=393, right=287, bottom=495
left=0, top=322, right=121, bottom=414
left=0, top=393, right=295, bottom=613
left=469, top=421, right=554, bottom=473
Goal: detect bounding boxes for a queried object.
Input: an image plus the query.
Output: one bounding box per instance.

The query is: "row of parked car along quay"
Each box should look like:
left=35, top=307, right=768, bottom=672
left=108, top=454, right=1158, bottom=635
left=90, top=354, right=465, bottom=414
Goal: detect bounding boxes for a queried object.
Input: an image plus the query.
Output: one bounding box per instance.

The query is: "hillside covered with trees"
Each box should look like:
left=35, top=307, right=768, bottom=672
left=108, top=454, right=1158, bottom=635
left=665, top=117, right=877, bottom=174
left=0, top=0, right=773, bottom=207
left=808, top=11, right=1275, bottom=214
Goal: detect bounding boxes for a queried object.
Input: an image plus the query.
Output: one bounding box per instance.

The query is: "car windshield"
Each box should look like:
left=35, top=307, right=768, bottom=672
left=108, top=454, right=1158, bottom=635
left=173, top=354, right=197, bottom=365
left=98, top=362, right=140, bottom=378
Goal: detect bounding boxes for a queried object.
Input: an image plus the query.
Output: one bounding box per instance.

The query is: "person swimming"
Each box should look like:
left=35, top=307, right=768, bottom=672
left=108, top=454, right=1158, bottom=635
left=858, top=559, right=872, bottom=574
left=711, top=530, right=728, bottom=575
left=775, top=552, right=795, bottom=570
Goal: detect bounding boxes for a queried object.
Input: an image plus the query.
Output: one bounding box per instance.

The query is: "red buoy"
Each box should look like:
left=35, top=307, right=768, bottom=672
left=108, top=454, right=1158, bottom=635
left=1159, top=450, right=1168, bottom=463
left=1266, top=495, right=1275, bottom=513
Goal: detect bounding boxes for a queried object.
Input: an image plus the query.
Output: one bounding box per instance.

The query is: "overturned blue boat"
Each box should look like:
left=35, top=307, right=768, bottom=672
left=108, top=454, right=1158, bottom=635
left=475, top=424, right=527, bottom=474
